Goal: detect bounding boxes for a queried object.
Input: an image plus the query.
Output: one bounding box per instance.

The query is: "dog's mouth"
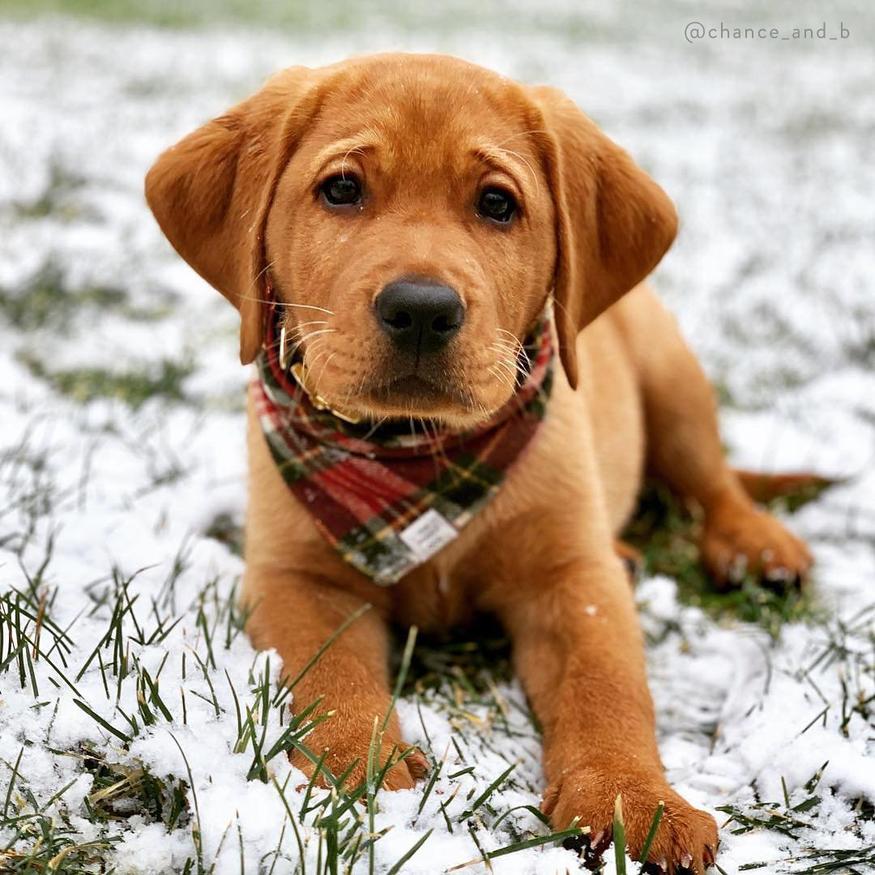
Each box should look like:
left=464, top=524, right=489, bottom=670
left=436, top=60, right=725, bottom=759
left=306, top=347, right=512, bottom=426
left=310, top=361, right=491, bottom=425
left=362, top=372, right=470, bottom=411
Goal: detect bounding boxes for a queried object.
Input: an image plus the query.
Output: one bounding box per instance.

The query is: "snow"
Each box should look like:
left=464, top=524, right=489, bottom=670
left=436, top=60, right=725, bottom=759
left=1, top=5, right=874, bottom=873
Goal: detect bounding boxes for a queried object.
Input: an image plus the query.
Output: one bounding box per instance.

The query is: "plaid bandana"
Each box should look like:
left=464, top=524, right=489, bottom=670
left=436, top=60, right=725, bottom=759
left=252, top=300, right=554, bottom=585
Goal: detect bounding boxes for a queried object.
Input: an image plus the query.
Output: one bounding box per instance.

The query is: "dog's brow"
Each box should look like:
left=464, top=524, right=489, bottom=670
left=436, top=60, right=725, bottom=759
left=471, top=145, right=537, bottom=195
left=313, top=138, right=379, bottom=177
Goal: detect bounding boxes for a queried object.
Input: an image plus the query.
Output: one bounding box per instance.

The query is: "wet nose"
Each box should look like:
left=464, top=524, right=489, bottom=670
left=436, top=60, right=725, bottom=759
left=375, top=279, right=464, bottom=354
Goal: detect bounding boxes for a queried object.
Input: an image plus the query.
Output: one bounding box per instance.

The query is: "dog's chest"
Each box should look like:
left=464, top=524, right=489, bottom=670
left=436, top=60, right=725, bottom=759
left=389, top=557, right=481, bottom=630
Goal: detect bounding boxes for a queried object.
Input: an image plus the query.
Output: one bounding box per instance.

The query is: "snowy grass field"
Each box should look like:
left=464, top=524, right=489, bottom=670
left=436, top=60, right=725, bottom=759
left=1, top=2, right=874, bottom=872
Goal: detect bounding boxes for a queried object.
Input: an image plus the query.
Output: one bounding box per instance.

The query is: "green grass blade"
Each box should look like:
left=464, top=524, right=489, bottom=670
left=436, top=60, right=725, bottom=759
left=456, top=763, right=515, bottom=822
left=638, top=799, right=665, bottom=863
left=271, top=775, right=306, bottom=875
left=170, top=733, right=204, bottom=874
left=613, top=794, right=627, bottom=875
left=386, top=828, right=433, bottom=874
left=447, top=824, right=583, bottom=869
left=73, top=698, right=132, bottom=743
left=2, top=745, right=24, bottom=818
left=382, top=625, right=417, bottom=733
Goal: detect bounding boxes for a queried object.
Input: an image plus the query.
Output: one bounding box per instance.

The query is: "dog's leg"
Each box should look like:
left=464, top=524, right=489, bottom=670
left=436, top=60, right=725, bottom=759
left=243, top=569, right=427, bottom=789
left=620, top=285, right=812, bottom=586
left=497, top=559, right=718, bottom=871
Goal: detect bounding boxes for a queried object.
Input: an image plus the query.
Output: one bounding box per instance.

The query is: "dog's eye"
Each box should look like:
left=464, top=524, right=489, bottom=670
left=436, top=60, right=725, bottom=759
left=477, top=187, right=517, bottom=224
left=321, top=175, right=362, bottom=207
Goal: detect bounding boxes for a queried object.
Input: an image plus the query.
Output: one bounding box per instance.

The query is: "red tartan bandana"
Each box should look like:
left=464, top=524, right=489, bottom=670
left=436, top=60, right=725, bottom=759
left=252, top=302, right=554, bottom=585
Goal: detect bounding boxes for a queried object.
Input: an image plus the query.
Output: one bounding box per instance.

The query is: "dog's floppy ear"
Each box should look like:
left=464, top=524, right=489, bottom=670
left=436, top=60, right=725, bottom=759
left=527, top=86, right=678, bottom=388
left=145, top=67, right=323, bottom=364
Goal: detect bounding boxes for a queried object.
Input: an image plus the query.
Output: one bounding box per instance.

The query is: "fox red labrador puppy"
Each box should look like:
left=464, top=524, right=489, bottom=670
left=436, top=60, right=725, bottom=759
left=146, top=53, right=812, bottom=872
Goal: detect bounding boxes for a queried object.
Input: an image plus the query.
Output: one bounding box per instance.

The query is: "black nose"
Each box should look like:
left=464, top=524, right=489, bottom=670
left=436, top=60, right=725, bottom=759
left=375, top=280, right=464, bottom=354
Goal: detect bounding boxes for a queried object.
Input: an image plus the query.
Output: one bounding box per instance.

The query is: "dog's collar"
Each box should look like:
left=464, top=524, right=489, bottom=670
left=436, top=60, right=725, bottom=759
left=252, top=282, right=554, bottom=584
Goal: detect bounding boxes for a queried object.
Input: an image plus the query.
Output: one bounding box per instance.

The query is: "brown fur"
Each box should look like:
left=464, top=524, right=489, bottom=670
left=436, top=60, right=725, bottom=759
left=146, top=53, right=813, bottom=873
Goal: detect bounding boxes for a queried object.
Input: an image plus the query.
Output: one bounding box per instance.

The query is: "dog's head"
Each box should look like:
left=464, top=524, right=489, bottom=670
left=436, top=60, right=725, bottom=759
left=146, top=54, right=676, bottom=426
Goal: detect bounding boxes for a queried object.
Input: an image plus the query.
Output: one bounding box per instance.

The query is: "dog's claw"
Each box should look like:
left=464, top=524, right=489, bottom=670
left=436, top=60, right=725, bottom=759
left=404, top=746, right=430, bottom=779
left=641, top=861, right=667, bottom=875
left=563, top=826, right=612, bottom=869
left=561, top=832, right=586, bottom=854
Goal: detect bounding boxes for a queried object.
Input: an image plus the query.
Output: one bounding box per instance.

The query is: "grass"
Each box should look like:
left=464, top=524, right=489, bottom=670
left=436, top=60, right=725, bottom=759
left=0, top=0, right=615, bottom=37
left=623, top=482, right=826, bottom=638
left=0, top=257, right=191, bottom=410
left=203, top=512, right=245, bottom=558
left=0, top=569, right=582, bottom=873
left=0, top=260, right=177, bottom=331
left=402, top=616, right=514, bottom=694
left=716, top=763, right=875, bottom=873
left=16, top=351, right=194, bottom=408
left=11, top=160, right=89, bottom=222
left=0, top=0, right=375, bottom=28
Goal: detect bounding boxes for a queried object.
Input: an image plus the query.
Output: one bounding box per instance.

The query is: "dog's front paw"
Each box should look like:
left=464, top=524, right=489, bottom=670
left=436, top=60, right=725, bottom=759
left=701, top=503, right=812, bottom=588
left=289, top=711, right=428, bottom=791
left=543, top=765, right=718, bottom=873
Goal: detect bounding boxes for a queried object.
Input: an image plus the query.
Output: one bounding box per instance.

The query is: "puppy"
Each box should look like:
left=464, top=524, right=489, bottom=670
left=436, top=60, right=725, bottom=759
left=146, top=53, right=812, bottom=872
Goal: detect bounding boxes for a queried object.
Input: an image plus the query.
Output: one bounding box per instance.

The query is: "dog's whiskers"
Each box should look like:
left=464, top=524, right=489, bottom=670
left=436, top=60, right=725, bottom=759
left=494, top=329, right=532, bottom=372
left=494, top=359, right=519, bottom=382
left=280, top=302, right=336, bottom=316
left=236, top=292, right=337, bottom=317
left=488, top=364, right=515, bottom=390
left=246, top=259, right=277, bottom=297
left=263, top=328, right=337, bottom=363
left=287, top=327, right=337, bottom=356
left=488, top=348, right=519, bottom=380
left=489, top=340, right=519, bottom=357
left=285, top=319, right=329, bottom=332
left=313, top=352, right=337, bottom=390
left=302, top=338, right=330, bottom=371
left=303, top=333, right=331, bottom=364
left=422, top=415, right=454, bottom=481
left=360, top=415, right=389, bottom=441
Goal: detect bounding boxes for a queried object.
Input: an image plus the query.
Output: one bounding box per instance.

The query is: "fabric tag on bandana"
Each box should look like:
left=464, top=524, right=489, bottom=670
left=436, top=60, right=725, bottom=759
left=398, top=508, right=459, bottom=563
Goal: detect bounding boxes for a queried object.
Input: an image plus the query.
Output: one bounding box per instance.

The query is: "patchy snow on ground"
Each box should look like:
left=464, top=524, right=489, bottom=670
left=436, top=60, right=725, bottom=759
left=1, top=5, right=874, bottom=873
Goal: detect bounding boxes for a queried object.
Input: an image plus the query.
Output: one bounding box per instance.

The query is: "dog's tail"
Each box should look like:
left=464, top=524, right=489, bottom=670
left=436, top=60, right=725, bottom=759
left=733, top=469, right=840, bottom=504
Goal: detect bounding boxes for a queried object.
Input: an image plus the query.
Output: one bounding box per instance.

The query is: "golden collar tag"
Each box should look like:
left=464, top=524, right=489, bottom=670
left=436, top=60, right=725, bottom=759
left=289, top=362, right=363, bottom=425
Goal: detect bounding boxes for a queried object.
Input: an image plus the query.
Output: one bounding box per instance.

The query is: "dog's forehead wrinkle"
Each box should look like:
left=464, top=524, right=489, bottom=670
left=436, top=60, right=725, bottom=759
left=307, top=73, right=534, bottom=185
